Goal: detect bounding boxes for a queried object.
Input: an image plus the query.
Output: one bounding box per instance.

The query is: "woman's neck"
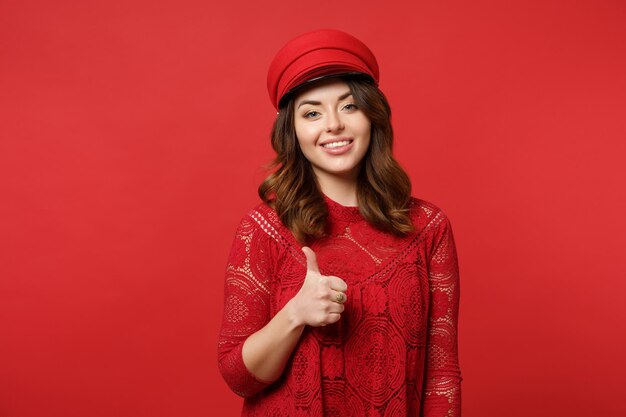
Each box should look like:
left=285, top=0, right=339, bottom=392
left=315, top=171, right=359, bottom=207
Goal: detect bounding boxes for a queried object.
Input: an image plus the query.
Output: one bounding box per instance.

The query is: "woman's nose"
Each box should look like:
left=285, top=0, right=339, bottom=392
left=325, top=110, right=344, bottom=132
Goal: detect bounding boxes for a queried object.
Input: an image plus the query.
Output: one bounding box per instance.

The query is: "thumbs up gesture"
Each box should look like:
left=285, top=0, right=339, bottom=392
left=290, top=246, right=348, bottom=327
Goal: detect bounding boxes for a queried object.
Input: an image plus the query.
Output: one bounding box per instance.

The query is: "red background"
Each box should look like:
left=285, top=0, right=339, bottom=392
left=1, top=0, right=625, bottom=416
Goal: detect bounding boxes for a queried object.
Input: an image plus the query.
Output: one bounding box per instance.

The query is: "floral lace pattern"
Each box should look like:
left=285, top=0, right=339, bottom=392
left=218, top=195, right=462, bottom=416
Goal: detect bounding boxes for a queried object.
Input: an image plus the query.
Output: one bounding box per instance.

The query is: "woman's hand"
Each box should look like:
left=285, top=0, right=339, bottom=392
left=289, top=246, right=348, bottom=327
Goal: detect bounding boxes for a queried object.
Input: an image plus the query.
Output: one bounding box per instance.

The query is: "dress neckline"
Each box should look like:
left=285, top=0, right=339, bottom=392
left=322, top=193, right=363, bottom=222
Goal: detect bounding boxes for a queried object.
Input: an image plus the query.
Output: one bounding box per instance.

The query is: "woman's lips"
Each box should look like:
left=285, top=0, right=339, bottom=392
left=320, top=140, right=354, bottom=155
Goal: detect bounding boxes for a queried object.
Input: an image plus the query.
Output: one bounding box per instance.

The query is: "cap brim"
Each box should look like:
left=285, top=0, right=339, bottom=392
left=278, top=71, right=375, bottom=109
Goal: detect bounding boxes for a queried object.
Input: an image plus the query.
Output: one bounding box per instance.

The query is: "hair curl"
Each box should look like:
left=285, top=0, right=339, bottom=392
left=258, top=76, right=414, bottom=244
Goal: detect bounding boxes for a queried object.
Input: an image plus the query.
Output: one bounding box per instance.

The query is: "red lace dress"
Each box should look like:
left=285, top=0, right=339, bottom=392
left=218, top=194, right=462, bottom=416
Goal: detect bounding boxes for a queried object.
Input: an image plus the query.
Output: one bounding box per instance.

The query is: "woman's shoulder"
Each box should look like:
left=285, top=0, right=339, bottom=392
left=407, top=195, right=453, bottom=234
left=232, top=200, right=297, bottom=247
left=408, top=195, right=447, bottom=215
left=234, top=200, right=279, bottom=230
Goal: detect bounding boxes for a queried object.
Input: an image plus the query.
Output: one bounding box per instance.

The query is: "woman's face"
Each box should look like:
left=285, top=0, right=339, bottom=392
left=293, top=78, right=371, bottom=184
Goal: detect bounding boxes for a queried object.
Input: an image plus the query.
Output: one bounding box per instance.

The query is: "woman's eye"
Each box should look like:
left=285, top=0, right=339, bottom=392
left=343, top=103, right=358, bottom=111
left=304, top=111, right=320, bottom=118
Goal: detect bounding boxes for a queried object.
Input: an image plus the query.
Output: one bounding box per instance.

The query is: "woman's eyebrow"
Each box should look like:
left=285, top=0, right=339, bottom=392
left=297, top=91, right=353, bottom=109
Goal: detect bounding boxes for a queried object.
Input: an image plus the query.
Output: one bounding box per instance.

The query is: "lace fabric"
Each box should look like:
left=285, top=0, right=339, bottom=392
left=218, top=195, right=462, bottom=416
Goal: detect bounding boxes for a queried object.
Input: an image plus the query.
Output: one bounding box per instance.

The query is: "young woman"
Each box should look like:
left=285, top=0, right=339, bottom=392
left=218, top=29, right=462, bottom=416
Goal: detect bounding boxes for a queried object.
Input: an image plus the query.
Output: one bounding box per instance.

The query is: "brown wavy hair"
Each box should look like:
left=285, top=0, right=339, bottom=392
left=258, top=75, right=415, bottom=244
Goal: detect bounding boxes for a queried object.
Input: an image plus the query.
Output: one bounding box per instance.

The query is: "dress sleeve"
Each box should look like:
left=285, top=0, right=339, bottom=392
left=217, top=210, right=275, bottom=397
left=422, top=213, right=463, bottom=416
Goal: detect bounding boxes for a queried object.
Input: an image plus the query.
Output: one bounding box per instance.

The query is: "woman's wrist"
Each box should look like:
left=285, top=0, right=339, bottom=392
left=284, top=297, right=306, bottom=330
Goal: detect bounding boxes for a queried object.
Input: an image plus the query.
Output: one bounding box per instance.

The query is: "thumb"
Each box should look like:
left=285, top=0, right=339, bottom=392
left=302, top=246, right=320, bottom=273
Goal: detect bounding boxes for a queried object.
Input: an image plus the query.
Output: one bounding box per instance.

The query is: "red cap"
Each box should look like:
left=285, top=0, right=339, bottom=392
left=267, top=29, right=380, bottom=109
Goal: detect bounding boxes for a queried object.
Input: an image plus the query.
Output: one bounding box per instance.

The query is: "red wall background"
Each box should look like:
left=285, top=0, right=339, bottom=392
left=1, top=0, right=625, bottom=416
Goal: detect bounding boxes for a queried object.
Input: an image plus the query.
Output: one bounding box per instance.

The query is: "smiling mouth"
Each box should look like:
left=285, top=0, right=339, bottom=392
left=321, top=139, right=353, bottom=148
